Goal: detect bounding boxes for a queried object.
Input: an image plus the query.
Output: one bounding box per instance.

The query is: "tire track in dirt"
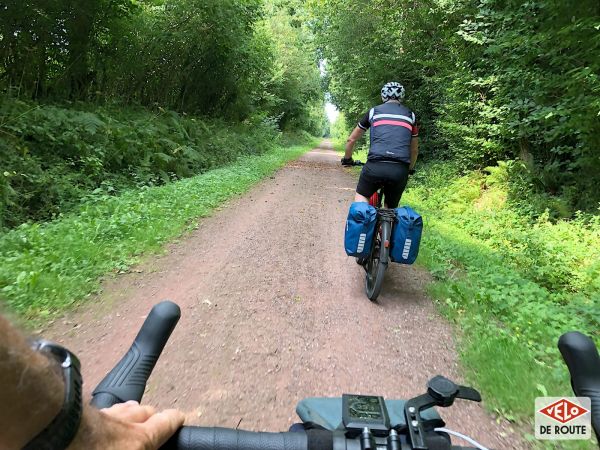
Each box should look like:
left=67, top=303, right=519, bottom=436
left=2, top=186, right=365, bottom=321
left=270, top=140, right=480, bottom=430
left=46, top=141, right=528, bottom=448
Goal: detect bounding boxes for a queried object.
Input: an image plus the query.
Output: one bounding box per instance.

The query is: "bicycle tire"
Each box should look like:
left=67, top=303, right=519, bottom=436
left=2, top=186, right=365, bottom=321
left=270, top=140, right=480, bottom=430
left=365, top=220, right=391, bottom=301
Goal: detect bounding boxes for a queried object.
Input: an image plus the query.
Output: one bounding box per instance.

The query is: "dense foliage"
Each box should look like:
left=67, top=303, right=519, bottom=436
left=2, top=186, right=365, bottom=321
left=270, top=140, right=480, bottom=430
left=1, top=0, right=324, bottom=122
left=406, top=160, right=599, bottom=434
left=0, top=99, right=285, bottom=227
left=1, top=0, right=325, bottom=229
left=311, top=0, right=600, bottom=212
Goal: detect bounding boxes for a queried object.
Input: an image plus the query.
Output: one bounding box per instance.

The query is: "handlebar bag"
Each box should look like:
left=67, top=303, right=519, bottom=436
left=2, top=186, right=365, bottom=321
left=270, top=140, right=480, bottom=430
left=390, top=206, right=423, bottom=264
left=344, top=202, right=377, bottom=258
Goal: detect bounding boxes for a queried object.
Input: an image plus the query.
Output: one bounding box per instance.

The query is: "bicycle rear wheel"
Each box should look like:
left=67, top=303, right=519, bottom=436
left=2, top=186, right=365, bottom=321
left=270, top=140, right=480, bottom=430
left=365, top=220, right=391, bottom=301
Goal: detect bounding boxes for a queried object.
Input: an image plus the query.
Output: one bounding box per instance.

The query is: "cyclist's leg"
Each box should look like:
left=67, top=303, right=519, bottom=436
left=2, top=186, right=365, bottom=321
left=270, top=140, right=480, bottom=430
left=382, top=163, right=409, bottom=208
left=355, top=162, right=379, bottom=203
left=354, top=163, right=381, bottom=266
left=354, top=192, right=370, bottom=202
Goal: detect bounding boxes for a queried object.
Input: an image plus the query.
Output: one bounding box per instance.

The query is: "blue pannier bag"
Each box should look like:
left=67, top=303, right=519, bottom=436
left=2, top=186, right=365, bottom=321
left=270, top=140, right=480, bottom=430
left=344, top=202, right=377, bottom=258
left=390, top=206, right=423, bottom=264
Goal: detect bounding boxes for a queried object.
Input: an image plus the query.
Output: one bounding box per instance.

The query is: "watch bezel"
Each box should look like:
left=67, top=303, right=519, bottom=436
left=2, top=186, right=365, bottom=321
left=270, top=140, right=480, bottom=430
left=24, top=340, right=83, bottom=450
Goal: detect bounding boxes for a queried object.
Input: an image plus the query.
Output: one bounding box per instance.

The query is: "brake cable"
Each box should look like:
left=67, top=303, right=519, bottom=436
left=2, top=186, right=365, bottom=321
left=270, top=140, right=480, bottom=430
left=434, top=428, right=490, bottom=450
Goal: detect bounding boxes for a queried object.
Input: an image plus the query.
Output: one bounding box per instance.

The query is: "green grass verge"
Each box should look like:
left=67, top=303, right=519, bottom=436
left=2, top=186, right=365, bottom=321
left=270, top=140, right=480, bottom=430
left=406, top=163, right=599, bottom=449
left=0, top=139, right=317, bottom=320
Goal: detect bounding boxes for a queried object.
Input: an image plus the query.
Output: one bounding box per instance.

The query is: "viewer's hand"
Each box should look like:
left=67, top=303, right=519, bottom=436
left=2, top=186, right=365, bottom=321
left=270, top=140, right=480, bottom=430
left=101, top=401, right=185, bottom=449
left=69, top=401, right=185, bottom=450
left=341, top=157, right=354, bottom=166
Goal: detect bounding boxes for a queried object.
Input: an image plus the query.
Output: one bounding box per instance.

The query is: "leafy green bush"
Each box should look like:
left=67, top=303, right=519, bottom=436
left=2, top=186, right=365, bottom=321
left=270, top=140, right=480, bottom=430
left=1, top=1, right=325, bottom=135
left=404, top=160, right=599, bottom=422
left=330, top=113, right=352, bottom=151
left=0, top=99, right=281, bottom=228
left=312, top=0, right=600, bottom=212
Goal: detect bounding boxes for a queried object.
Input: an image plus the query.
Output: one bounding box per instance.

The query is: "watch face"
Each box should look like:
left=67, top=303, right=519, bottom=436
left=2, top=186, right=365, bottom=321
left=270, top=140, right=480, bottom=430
left=347, top=395, right=384, bottom=420
left=24, top=340, right=82, bottom=450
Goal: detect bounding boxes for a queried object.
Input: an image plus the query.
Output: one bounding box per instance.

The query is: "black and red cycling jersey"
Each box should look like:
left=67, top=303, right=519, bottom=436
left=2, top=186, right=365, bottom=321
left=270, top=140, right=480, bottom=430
left=357, top=102, right=419, bottom=165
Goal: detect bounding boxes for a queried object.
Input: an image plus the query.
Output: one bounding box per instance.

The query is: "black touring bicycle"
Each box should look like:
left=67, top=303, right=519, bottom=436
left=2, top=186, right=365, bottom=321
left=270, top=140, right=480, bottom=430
left=343, top=160, right=422, bottom=301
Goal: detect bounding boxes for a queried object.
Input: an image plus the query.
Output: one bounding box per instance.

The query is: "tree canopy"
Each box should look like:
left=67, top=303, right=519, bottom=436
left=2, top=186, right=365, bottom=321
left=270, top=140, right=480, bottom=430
left=0, top=0, right=326, bottom=228
left=311, top=0, right=600, bottom=211
left=2, top=0, right=599, bottom=214
left=1, top=0, right=325, bottom=130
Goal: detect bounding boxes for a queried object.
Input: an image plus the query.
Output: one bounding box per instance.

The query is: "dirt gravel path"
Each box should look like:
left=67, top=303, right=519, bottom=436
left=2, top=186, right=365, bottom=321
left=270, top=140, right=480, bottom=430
left=47, top=141, right=528, bottom=448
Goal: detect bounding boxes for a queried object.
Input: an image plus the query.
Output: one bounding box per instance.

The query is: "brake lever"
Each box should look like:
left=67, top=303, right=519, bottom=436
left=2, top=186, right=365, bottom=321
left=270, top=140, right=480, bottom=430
left=457, top=385, right=481, bottom=403
left=427, top=376, right=481, bottom=406
left=404, top=376, right=482, bottom=449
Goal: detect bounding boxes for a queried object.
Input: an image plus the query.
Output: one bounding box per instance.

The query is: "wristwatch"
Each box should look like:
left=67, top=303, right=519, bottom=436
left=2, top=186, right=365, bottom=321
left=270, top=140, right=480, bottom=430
left=24, top=340, right=83, bottom=450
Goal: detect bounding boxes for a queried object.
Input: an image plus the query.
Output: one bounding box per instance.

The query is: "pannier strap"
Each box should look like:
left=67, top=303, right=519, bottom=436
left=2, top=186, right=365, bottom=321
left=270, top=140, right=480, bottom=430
left=378, top=209, right=397, bottom=220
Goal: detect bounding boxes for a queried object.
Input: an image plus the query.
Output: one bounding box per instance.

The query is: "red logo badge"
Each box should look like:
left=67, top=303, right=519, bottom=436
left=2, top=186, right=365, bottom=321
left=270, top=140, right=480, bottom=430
left=538, top=398, right=589, bottom=424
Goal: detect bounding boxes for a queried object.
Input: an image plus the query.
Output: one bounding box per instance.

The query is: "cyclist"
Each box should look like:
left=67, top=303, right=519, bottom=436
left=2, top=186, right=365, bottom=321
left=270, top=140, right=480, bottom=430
left=341, top=81, right=419, bottom=209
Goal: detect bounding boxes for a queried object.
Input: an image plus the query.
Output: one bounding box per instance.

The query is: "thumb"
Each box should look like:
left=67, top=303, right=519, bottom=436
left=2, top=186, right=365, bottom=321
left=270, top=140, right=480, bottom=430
left=143, top=409, right=186, bottom=448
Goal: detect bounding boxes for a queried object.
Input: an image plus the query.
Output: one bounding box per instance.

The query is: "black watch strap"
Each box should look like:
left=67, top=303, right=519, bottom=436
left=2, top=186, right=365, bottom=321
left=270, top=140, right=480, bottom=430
left=24, top=340, right=83, bottom=450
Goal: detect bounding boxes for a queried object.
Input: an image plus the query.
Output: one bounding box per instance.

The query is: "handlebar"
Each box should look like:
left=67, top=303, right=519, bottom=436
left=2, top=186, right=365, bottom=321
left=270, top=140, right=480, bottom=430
left=161, top=427, right=476, bottom=450
left=88, top=302, right=483, bottom=449
left=162, top=428, right=311, bottom=450
left=558, top=331, right=600, bottom=441
left=341, top=158, right=364, bottom=167
left=87, top=302, right=600, bottom=449
left=90, top=301, right=180, bottom=408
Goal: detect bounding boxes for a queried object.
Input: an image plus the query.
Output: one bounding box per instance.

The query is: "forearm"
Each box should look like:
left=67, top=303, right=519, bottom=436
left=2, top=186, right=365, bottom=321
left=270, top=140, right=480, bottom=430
left=69, top=407, right=137, bottom=450
left=345, top=126, right=365, bottom=159
left=69, top=408, right=108, bottom=449
left=344, top=139, right=355, bottom=159
left=0, top=315, right=65, bottom=448
left=0, top=313, right=185, bottom=450
left=0, top=314, right=122, bottom=450
left=410, top=138, right=419, bottom=169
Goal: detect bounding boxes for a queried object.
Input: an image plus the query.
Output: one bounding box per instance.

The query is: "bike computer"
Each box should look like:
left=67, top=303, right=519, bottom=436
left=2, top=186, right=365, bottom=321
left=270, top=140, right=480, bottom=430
left=342, top=394, right=390, bottom=436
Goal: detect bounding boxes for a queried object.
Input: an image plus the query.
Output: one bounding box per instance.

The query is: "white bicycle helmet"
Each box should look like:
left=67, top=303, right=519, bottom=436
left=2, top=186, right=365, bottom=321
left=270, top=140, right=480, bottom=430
left=381, top=81, right=405, bottom=102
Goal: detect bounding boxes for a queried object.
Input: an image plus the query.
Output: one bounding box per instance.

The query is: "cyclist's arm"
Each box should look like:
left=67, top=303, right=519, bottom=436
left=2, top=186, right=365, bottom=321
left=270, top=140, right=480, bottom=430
left=410, top=137, right=419, bottom=170
left=410, top=118, right=419, bottom=170
left=0, top=313, right=184, bottom=450
left=0, top=313, right=66, bottom=448
left=344, top=126, right=366, bottom=159
left=344, top=110, right=370, bottom=160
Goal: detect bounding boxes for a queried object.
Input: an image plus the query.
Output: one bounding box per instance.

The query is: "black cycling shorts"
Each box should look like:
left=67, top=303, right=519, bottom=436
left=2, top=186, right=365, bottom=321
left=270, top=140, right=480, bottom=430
left=356, top=160, right=409, bottom=208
